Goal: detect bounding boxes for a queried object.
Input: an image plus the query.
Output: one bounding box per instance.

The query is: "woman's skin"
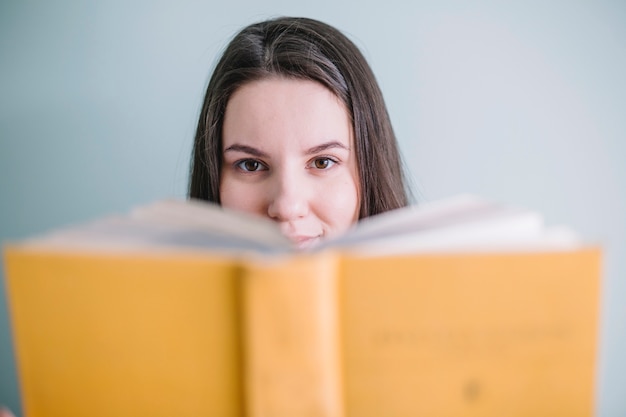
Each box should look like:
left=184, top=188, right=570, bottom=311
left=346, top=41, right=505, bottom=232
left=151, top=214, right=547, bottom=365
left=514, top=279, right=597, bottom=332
left=0, top=408, right=14, bottom=417
left=220, top=77, right=360, bottom=248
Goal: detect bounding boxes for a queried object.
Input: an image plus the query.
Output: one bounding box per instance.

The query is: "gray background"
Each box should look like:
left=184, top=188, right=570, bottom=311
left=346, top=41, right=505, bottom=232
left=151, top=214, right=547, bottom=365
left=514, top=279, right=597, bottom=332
left=1, top=1, right=624, bottom=416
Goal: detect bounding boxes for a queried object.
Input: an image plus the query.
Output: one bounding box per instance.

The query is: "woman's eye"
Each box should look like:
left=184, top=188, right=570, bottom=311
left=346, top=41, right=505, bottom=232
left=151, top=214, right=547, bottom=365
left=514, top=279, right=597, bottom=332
left=312, top=157, right=336, bottom=170
left=236, top=159, right=267, bottom=172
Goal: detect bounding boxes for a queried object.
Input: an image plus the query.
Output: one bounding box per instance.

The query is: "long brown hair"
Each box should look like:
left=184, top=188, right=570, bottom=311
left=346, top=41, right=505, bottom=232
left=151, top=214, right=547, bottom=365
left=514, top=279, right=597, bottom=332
left=189, top=17, right=410, bottom=218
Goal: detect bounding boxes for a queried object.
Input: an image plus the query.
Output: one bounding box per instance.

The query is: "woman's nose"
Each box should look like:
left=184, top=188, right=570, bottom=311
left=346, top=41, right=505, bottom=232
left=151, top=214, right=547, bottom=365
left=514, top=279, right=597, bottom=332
left=266, top=170, right=309, bottom=221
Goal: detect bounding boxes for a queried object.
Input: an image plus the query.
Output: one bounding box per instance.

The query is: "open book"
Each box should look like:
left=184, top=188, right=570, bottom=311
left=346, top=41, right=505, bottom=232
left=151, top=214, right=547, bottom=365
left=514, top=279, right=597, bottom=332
left=3, top=195, right=601, bottom=417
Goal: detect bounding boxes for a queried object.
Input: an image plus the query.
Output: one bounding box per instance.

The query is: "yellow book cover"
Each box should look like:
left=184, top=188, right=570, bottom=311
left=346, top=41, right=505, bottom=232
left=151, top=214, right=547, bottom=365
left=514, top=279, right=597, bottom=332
left=3, top=195, right=601, bottom=417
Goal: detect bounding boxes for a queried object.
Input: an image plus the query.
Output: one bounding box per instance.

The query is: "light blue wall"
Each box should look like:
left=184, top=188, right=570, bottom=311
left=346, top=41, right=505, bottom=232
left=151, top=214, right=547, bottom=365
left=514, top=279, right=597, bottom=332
left=1, top=1, right=624, bottom=416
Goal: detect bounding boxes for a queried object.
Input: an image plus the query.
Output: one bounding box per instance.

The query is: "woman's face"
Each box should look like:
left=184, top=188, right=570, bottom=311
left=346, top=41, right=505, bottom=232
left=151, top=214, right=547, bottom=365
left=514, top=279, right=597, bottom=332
left=220, top=77, right=360, bottom=248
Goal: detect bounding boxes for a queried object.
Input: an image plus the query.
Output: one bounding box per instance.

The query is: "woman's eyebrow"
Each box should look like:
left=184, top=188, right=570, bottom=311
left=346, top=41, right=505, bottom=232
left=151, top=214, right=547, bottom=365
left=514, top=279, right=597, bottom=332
left=305, top=141, right=350, bottom=155
left=223, top=144, right=268, bottom=157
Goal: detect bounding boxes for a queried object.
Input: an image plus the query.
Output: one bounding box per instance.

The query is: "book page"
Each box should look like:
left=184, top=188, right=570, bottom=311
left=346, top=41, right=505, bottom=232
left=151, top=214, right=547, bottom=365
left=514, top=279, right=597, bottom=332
left=18, top=199, right=291, bottom=254
left=323, top=195, right=581, bottom=254
left=14, top=195, right=582, bottom=255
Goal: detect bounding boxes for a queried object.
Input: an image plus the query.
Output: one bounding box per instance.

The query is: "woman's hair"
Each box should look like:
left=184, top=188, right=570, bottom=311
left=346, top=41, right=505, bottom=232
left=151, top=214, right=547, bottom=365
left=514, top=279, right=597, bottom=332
left=189, top=16, right=410, bottom=218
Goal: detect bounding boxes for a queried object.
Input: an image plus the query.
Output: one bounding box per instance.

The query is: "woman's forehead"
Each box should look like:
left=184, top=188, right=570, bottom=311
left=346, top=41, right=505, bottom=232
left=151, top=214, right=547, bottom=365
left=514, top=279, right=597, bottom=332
left=222, top=77, right=353, bottom=151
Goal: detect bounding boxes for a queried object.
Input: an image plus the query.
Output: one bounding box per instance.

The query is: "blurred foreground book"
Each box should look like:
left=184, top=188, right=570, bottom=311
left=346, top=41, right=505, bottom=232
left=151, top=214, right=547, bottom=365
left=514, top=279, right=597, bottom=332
left=3, top=195, right=601, bottom=417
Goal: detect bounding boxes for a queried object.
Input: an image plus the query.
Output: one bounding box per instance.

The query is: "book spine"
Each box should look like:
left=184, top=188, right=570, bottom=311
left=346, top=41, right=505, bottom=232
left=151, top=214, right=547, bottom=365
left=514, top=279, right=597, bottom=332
left=242, top=252, right=343, bottom=417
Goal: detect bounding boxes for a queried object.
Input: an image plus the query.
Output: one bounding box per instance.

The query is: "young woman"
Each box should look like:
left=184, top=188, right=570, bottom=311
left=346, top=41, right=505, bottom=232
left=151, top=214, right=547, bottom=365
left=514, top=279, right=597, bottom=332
left=189, top=17, right=410, bottom=247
